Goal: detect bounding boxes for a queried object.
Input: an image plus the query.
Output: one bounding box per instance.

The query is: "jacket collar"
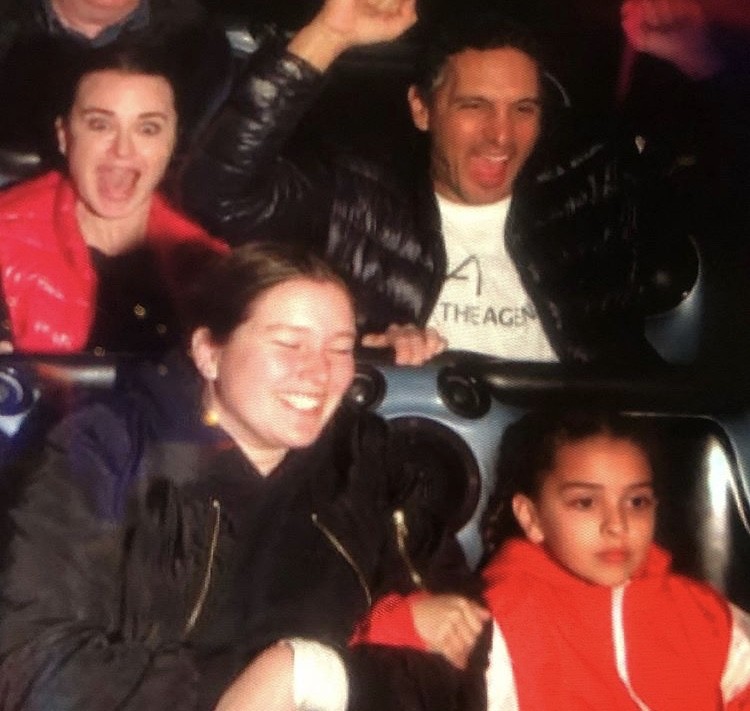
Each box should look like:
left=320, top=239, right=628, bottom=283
left=483, top=538, right=672, bottom=591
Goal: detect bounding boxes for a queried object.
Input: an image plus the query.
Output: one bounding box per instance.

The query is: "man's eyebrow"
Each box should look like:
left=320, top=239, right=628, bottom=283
left=510, top=96, right=542, bottom=107
left=450, top=94, right=542, bottom=105
left=449, top=93, right=490, bottom=103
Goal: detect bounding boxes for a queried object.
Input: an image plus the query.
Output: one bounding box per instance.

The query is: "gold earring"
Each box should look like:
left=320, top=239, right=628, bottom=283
left=201, top=376, right=220, bottom=426
left=202, top=408, right=220, bottom=427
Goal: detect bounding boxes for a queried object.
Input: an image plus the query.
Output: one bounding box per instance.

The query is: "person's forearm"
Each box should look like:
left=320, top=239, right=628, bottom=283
left=286, top=0, right=417, bottom=72
left=179, top=45, right=326, bottom=240
left=287, top=18, right=353, bottom=72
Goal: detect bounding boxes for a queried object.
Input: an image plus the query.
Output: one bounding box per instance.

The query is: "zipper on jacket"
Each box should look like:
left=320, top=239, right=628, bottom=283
left=183, top=498, right=221, bottom=637
left=311, top=512, right=372, bottom=607
left=611, top=583, right=652, bottom=711
left=392, top=508, right=425, bottom=590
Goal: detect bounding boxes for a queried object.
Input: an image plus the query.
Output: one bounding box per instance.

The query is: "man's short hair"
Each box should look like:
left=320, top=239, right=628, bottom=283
left=412, top=12, right=567, bottom=111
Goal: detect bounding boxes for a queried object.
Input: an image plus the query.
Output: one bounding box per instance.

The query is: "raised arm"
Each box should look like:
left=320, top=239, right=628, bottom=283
left=180, top=0, right=416, bottom=244
left=288, top=0, right=417, bottom=71
left=621, top=0, right=722, bottom=79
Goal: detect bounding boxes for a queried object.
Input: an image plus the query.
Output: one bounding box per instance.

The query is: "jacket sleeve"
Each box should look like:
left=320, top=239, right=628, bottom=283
left=0, top=407, right=199, bottom=711
left=349, top=591, right=428, bottom=650
left=723, top=603, right=750, bottom=709
left=179, top=39, right=334, bottom=247
left=347, top=410, right=484, bottom=651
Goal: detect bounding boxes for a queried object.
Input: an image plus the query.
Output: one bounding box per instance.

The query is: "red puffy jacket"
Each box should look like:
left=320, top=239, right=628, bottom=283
left=0, top=171, right=226, bottom=352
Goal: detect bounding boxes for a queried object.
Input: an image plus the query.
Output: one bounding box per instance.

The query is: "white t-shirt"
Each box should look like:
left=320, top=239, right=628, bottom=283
left=427, top=194, right=557, bottom=362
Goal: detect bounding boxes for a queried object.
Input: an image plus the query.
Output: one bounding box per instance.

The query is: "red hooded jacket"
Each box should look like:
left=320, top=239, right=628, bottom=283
left=483, top=538, right=750, bottom=710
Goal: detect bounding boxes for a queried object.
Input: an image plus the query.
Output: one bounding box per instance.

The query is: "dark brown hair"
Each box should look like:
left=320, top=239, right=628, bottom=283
left=412, top=13, right=547, bottom=101
left=58, top=39, right=183, bottom=121
left=180, top=242, right=353, bottom=345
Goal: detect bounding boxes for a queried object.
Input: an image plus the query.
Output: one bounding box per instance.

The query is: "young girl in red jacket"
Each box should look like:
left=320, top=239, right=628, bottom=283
left=481, top=409, right=750, bottom=711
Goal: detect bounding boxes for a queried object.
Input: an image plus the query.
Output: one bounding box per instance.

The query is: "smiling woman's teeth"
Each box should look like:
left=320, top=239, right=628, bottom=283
left=283, top=394, right=321, bottom=411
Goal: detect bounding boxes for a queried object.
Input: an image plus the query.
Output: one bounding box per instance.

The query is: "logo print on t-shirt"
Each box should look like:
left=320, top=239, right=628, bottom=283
left=438, top=252, right=542, bottom=330
left=446, top=255, right=482, bottom=297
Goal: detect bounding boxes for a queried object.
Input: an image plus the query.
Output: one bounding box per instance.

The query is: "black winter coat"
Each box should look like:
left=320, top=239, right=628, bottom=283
left=181, top=42, right=659, bottom=367
left=0, top=354, right=485, bottom=711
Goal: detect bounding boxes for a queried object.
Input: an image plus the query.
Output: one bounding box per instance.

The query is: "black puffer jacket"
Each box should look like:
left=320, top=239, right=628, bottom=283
left=181, top=42, right=658, bottom=367
left=0, top=354, right=485, bottom=711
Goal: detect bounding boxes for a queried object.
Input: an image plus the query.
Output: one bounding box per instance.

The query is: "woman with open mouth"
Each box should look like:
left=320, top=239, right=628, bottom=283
left=0, top=40, right=226, bottom=355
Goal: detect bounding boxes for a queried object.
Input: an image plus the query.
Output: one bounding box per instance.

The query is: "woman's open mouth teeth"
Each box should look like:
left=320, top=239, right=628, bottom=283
left=282, top=394, right=322, bottom=411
